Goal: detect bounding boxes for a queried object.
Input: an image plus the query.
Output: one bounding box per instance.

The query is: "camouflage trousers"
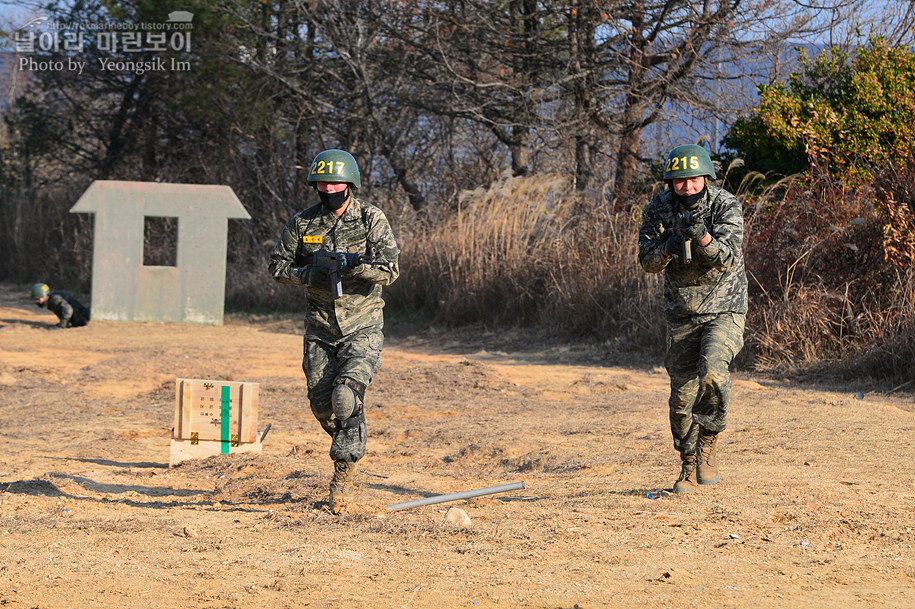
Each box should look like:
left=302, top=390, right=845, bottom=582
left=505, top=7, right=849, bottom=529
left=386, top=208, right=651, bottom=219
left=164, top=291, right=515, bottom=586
left=664, top=312, right=745, bottom=455
left=302, top=326, right=383, bottom=463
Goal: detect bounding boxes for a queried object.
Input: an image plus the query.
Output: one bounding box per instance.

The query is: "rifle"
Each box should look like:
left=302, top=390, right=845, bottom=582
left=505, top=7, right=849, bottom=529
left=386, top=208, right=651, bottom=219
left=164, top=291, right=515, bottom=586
left=311, top=247, right=391, bottom=298
left=680, top=203, right=709, bottom=265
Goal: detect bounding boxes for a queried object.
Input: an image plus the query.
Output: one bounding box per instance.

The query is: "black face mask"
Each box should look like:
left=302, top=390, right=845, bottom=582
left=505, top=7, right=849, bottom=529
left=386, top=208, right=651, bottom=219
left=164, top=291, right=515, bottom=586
left=318, top=187, right=349, bottom=211
left=674, top=185, right=707, bottom=211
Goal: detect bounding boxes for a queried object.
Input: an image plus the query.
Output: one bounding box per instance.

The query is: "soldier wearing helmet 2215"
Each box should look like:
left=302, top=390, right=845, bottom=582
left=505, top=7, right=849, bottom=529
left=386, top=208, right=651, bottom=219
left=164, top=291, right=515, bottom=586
left=637, top=144, right=748, bottom=494
left=268, top=149, right=399, bottom=514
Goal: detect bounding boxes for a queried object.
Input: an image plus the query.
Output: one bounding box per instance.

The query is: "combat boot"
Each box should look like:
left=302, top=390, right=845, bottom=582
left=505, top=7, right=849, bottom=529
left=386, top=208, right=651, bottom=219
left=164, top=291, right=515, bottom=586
left=697, top=428, right=720, bottom=485
left=673, top=452, right=698, bottom=494
left=329, top=460, right=358, bottom=514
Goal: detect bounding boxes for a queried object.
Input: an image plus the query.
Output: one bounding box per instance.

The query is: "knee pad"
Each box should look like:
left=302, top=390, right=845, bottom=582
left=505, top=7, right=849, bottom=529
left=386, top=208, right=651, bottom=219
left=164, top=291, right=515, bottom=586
left=332, top=383, right=357, bottom=420
left=332, top=377, right=366, bottom=429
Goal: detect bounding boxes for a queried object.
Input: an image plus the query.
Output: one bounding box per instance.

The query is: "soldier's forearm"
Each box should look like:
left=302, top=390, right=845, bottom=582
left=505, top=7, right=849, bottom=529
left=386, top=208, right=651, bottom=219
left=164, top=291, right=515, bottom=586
left=639, top=244, right=669, bottom=273
left=357, top=264, right=399, bottom=285
left=270, top=261, right=308, bottom=286
left=694, top=238, right=734, bottom=271
left=58, top=304, right=73, bottom=326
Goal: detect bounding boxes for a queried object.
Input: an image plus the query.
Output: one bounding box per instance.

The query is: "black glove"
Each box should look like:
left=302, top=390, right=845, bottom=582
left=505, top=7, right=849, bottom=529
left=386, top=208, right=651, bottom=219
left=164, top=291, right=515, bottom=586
left=662, top=232, right=685, bottom=259
left=295, top=267, right=310, bottom=284
left=303, top=265, right=332, bottom=288
left=677, top=213, right=708, bottom=242
left=338, top=253, right=364, bottom=278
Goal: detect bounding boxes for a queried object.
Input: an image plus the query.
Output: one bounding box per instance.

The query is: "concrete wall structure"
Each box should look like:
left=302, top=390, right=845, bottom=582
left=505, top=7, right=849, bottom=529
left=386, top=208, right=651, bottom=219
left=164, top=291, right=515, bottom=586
left=70, top=180, right=250, bottom=325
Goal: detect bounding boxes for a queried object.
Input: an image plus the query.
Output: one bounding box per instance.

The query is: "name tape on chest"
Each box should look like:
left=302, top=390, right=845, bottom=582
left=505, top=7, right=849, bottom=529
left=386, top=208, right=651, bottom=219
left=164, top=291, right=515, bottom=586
left=302, top=236, right=323, bottom=244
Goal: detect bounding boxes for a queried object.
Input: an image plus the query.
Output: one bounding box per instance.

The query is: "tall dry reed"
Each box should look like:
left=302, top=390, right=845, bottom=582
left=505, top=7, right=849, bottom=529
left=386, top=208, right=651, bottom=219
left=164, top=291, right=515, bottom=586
left=389, top=173, right=665, bottom=347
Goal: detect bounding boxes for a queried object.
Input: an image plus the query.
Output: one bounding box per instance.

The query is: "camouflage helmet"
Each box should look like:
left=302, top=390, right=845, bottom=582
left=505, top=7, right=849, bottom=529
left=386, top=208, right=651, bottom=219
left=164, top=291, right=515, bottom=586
left=307, top=149, right=361, bottom=189
left=663, top=144, right=717, bottom=180
left=30, top=283, right=50, bottom=299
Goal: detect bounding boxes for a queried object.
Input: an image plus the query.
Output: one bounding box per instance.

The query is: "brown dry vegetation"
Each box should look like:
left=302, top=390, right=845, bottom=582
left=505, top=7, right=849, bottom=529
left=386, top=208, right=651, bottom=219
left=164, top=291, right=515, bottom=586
left=1, top=284, right=914, bottom=609
left=390, top=173, right=662, bottom=343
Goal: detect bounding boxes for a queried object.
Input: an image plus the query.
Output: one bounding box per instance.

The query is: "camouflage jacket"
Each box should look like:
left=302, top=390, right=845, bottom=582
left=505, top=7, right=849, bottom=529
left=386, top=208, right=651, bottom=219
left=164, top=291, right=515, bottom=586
left=269, top=196, right=400, bottom=338
left=42, top=292, right=90, bottom=328
left=637, top=185, right=748, bottom=320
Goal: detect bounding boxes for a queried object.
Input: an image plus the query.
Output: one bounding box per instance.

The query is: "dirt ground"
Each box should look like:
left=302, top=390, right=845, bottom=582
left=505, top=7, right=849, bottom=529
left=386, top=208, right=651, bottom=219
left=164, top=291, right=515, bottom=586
left=1, top=283, right=913, bottom=609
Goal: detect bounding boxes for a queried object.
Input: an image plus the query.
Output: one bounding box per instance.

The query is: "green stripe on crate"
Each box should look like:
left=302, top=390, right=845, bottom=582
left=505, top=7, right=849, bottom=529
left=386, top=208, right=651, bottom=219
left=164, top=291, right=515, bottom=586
left=221, top=385, right=231, bottom=454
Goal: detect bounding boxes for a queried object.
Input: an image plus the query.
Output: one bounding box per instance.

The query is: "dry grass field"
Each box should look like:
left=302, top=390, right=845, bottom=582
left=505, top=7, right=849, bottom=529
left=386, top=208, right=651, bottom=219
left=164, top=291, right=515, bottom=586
left=1, top=284, right=913, bottom=608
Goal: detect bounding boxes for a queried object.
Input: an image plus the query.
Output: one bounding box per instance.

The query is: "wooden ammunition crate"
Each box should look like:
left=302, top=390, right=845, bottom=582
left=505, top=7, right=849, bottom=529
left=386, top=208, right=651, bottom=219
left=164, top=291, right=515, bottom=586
left=170, top=378, right=262, bottom=466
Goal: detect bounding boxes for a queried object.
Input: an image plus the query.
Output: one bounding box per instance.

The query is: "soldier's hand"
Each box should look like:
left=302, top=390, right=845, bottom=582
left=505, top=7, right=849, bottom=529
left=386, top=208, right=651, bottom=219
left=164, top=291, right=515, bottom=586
left=306, top=265, right=332, bottom=287
left=662, top=232, right=685, bottom=259
left=677, top=214, right=708, bottom=242
left=338, top=254, right=364, bottom=278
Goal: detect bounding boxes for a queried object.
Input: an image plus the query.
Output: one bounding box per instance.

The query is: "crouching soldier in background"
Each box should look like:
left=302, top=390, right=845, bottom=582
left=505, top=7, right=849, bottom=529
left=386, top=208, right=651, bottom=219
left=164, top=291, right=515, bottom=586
left=30, top=283, right=90, bottom=329
left=637, top=144, right=748, bottom=493
left=269, top=149, right=400, bottom=514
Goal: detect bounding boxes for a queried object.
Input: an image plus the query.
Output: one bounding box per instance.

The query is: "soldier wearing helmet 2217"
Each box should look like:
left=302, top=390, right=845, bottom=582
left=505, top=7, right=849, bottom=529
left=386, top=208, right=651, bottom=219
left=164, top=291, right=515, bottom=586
left=268, top=149, right=399, bottom=514
left=637, top=144, right=748, bottom=494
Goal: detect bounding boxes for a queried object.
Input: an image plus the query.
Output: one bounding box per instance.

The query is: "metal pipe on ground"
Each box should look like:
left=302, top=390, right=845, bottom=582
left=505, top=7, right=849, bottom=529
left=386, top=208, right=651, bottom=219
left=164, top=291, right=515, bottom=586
left=385, top=481, right=526, bottom=512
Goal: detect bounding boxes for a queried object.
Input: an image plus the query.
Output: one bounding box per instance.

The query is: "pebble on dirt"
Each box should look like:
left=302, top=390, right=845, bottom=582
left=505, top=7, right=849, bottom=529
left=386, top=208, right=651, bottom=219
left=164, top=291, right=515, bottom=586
left=442, top=507, right=471, bottom=529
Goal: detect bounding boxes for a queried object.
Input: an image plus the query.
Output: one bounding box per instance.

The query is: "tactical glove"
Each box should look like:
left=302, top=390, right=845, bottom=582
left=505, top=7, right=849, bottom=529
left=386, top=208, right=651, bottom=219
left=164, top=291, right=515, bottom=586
left=662, top=232, right=685, bottom=259
left=304, top=265, right=332, bottom=288
left=677, top=214, right=708, bottom=242
left=338, top=254, right=364, bottom=278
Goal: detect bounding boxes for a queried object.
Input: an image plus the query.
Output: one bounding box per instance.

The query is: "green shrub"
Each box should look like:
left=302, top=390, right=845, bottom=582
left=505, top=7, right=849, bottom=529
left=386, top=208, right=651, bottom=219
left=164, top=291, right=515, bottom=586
left=725, top=37, right=915, bottom=184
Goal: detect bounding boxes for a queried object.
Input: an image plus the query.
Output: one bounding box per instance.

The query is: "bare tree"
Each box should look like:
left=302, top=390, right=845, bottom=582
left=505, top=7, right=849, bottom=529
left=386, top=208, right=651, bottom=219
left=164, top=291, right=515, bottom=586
left=371, top=1, right=565, bottom=188
left=367, top=0, right=881, bottom=194
left=214, top=0, right=457, bottom=211
left=602, top=0, right=882, bottom=190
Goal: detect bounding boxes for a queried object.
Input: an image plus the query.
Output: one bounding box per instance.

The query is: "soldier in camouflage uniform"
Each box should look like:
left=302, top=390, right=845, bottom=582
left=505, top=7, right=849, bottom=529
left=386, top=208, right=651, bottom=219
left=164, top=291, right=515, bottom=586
left=269, top=149, right=399, bottom=514
left=637, top=144, right=747, bottom=494
left=30, top=283, right=90, bottom=328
